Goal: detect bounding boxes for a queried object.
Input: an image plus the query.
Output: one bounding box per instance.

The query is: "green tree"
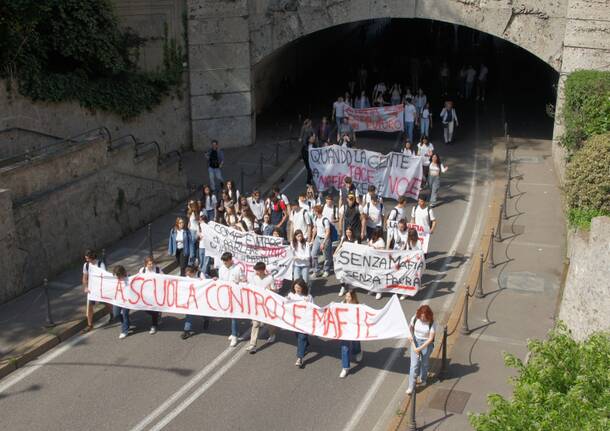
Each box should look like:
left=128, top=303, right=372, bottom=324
left=469, top=323, right=610, bottom=431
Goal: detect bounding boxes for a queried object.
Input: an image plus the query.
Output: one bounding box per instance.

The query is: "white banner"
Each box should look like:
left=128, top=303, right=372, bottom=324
left=87, top=266, right=409, bottom=340
left=309, top=145, right=423, bottom=200
left=334, top=242, right=425, bottom=296
left=407, top=223, right=430, bottom=254
left=344, top=104, right=404, bottom=132
left=201, top=222, right=293, bottom=281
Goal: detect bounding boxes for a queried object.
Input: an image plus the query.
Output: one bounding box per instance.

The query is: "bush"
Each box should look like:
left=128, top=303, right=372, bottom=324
left=564, top=133, right=610, bottom=228
left=0, top=0, right=184, bottom=118
left=561, top=70, right=610, bottom=151
left=469, top=323, right=610, bottom=431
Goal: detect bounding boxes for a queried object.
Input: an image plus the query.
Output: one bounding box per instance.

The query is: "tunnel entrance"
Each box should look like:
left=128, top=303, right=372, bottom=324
left=253, top=18, right=559, bottom=140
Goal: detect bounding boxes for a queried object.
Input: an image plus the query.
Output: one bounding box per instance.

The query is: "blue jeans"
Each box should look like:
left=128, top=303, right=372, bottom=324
left=113, top=306, right=130, bottom=335
left=208, top=167, right=223, bottom=192
left=340, top=340, right=362, bottom=369
left=420, top=118, right=430, bottom=137
left=231, top=319, right=239, bottom=337
left=206, top=209, right=215, bottom=222
left=336, top=116, right=344, bottom=129
left=312, top=236, right=333, bottom=273
left=293, top=265, right=310, bottom=283
left=408, top=338, right=434, bottom=389
left=198, top=248, right=210, bottom=275
left=405, top=121, right=414, bottom=142
left=184, top=315, right=208, bottom=332
left=296, top=332, right=310, bottom=359
left=429, top=175, right=440, bottom=205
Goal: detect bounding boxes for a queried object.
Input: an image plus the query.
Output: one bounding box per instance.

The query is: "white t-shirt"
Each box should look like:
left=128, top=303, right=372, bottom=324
left=249, top=273, right=276, bottom=291
left=415, top=95, right=427, bottom=110
left=287, top=292, right=313, bottom=303
left=333, top=101, right=347, bottom=117
left=203, top=195, right=217, bottom=211
left=291, top=208, right=312, bottom=239
left=404, top=104, right=417, bottom=123
left=198, top=221, right=207, bottom=248
left=411, top=205, right=436, bottom=231
left=428, top=162, right=447, bottom=177
left=369, top=237, right=385, bottom=249
left=466, top=68, right=477, bottom=83
left=393, top=229, right=410, bottom=250
left=417, top=142, right=434, bottom=157
left=176, top=229, right=185, bottom=249
left=83, top=260, right=106, bottom=275
left=248, top=197, right=265, bottom=221
left=411, top=315, right=436, bottom=340
left=421, top=108, right=430, bottom=120
left=218, top=263, right=243, bottom=283
left=139, top=266, right=160, bottom=274
left=403, top=148, right=413, bottom=156
left=292, top=242, right=311, bottom=266
left=315, top=216, right=331, bottom=239
left=363, top=202, right=383, bottom=228
left=322, top=204, right=339, bottom=224
left=387, top=206, right=406, bottom=227
left=188, top=213, right=199, bottom=232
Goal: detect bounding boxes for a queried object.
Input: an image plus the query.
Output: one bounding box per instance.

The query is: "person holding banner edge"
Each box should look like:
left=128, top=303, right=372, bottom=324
left=339, top=290, right=364, bottom=378
left=292, top=230, right=311, bottom=283
left=246, top=262, right=278, bottom=353
left=215, top=252, right=245, bottom=347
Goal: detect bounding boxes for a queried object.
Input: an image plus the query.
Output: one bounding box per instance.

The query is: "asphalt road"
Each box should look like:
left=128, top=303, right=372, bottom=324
left=0, top=104, right=496, bottom=431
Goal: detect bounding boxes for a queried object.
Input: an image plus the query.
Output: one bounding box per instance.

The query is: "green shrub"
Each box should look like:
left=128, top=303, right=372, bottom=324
left=564, top=133, right=610, bottom=228
left=469, top=323, right=610, bottom=431
left=0, top=0, right=184, bottom=118
left=561, top=70, right=610, bottom=151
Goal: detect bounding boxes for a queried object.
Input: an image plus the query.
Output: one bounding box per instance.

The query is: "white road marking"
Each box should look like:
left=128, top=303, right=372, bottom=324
left=281, top=166, right=306, bottom=193
left=342, top=149, right=483, bottom=431
left=148, top=348, right=249, bottom=431
left=0, top=321, right=105, bottom=395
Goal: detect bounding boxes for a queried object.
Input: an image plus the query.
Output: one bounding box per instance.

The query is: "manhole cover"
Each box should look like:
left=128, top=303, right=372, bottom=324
left=502, top=224, right=525, bottom=235
left=499, top=272, right=546, bottom=293
left=514, top=156, right=543, bottom=164
left=428, top=388, right=471, bottom=414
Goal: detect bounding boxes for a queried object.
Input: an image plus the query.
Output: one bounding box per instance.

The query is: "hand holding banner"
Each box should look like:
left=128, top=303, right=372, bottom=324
left=87, top=266, right=409, bottom=341
left=334, top=242, right=425, bottom=296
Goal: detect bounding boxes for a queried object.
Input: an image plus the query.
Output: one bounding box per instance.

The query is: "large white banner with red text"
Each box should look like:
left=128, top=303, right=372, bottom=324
left=309, top=145, right=423, bottom=200
left=344, top=104, right=404, bottom=132
left=87, top=266, right=409, bottom=340
left=334, top=242, right=425, bottom=296
left=201, top=222, right=293, bottom=281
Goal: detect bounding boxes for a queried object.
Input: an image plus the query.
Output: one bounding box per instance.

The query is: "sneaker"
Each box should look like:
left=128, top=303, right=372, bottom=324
left=338, top=286, right=346, bottom=297
left=149, top=326, right=157, bottom=335
left=406, top=387, right=414, bottom=395
left=82, top=325, right=93, bottom=334
left=400, top=295, right=407, bottom=301
left=181, top=330, right=194, bottom=340
left=367, top=290, right=373, bottom=296
left=118, top=332, right=127, bottom=340
left=355, top=352, right=363, bottom=362
left=339, top=368, right=348, bottom=378
left=322, top=271, right=330, bottom=278
left=266, top=334, right=276, bottom=344
left=246, top=344, right=257, bottom=354
left=295, top=358, right=304, bottom=368
left=375, top=292, right=382, bottom=300
left=229, top=336, right=238, bottom=347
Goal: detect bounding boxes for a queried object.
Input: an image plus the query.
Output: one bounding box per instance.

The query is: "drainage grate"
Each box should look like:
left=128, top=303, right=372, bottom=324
left=499, top=272, right=546, bottom=293
left=428, top=388, right=471, bottom=414
left=514, top=156, right=543, bottom=164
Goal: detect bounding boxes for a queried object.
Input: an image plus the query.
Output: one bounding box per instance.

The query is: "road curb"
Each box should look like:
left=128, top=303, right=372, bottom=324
left=0, top=149, right=301, bottom=382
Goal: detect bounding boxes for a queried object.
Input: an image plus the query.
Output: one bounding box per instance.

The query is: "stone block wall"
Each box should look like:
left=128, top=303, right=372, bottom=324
left=559, top=217, right=610, bottom=340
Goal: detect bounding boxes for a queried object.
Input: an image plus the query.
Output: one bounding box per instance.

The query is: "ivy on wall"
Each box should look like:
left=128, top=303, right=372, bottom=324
left=0, top=0, right=185, bottom=119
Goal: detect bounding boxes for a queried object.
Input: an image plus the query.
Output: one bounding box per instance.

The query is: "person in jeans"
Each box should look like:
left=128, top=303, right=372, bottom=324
left=168, top=217, right=195, bottom=276
left=82, top=249, right=111, bottom=332
left=138, top=256, right=162, bottom=334
left=339, top=290, right=363, bottom=378
left=291, top=229, right=311, bottom=283
left=335, top=225, right=359, bottom=299
left=311, top=204, right=334, bottom=278
left=406, top=305, right=436, bottom=394
left=246, top=262, right=278, bottom=354
left=112, top=265, right=131, bottom=340
left=215, top=252, right=245, bottom=347
left=428, top=152, right=448, bottom=206
left=440, top=101, right=459, bottom=144
left=181, top=266, right=209, bottom=339
left=205, top=140, right=224, bottom=192
left=287, top=279, right=313, bottom=368
left=403, top=97, right=417, bottom=143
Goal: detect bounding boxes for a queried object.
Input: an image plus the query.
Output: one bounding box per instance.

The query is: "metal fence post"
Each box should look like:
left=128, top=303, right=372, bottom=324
left=476, top=252, right=485, bottom=298
left=460, top=285, right=470, bottom=335
left=407, top=381, right=417, bottom=431
left=440, top=325, right=448, bottom=380
left=488, top=228, right=495, bottom=268
left=43, top=278, right=55, bottom=327
left=503, top=184, right=509, bottom=220
left=147, top=224, right=153, bottom=258
left=496, top=207, right=503, bottom=241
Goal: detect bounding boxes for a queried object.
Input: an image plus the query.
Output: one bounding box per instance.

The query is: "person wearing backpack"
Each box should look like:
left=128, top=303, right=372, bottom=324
left=410, top=194, right=437, bottom=249
left=289, top=199, right=313, bottom=241
left=322, top=194, right=340, bottom=232
left=339, top=192, right=362, bottom=242
left=440, top=100, right=459, bottom=144
left=267, top=193, right=288, bottom=238
left=138, top=256, right=162, bottom=334
left=360, top=193, right=384, bottom=240
left=311, top=204, right=336, bottom=278
left=385, top=196, right=407, bottom=247
left=406, top=305, right=436, bottom=394
left=82, top=249, right=111, bottom=332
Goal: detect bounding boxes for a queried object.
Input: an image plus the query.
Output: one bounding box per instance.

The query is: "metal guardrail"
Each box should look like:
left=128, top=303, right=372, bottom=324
left=135, top=141, right=161, bottom=159
left=0, top=127, right=111, bottom=169
left=159, top=150, right=182, bottom=171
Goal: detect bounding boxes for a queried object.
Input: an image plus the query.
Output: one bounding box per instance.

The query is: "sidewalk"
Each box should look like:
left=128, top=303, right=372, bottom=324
left=403, top=138, right=565, bottom=429
left=0, top=118, right=301, bottom=376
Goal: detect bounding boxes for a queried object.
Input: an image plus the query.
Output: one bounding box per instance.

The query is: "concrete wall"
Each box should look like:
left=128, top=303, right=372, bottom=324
left=0, top=129, right=61, bottom=160
left=559, top=217, right=610, bottom=340
left=0, top=136, right=187, bottom=303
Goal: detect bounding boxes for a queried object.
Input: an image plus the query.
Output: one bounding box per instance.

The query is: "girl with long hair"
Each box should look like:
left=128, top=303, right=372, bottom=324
left=287, top=279, right=313, bottom=368
left=291, top=229, right=311, bottom=283
left=406, top=305, right=436, bottom=394
left=339, top=290, right=363, bottom=378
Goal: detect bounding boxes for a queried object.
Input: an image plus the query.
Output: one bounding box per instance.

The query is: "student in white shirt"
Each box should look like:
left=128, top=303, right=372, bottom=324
left=440, top=101, right=459, bottom=144
left=338, top=290, right=363, bottom=378
left=402, top=139, right=414, bottom=156
left=406, top=305, right=436, bottom=394
left=414, top=88, right=427, bottom=113
left=385, top=196, right=407, bottom=247
left=322, top=195, right=339, bottom=229
left=404, top=97, right=417, bottom=143
left=332, top=96, right=347, bottom=128
left=392, top=220, right=410, bottom=251
left=410, top=195, right=437, bottom=250
left=311, top=205, right=334, bottom=278
left=247, top=189, right=266, bottom=224
left=181, top=265, right=209, bottom=340
left=216, top=252, right=245, bottom=347
left=139, top=256, right=162, bottom=334
left=246, top=262, right=278, bottom=353
left=428, top=152, right=448, bottom=207
left=292, top=230, right=312, bottom=283
left=361, top=193, right=383, bottom=240
left=82, top=249, right=110, bottom=332
left=419, top=102, right=432, bottom=137
left=112, top=265, right=131, bottom=339
left=289, top=199, right=313, bottom=241
left=335, top=225, right=359, bottom=297
left=304, top=184, right=320, bottom=211
left=368, top=228, right=386, bottom=300
left=288, top=279, right=313, bottom=368
left=417, top=136, right=435, bottom=183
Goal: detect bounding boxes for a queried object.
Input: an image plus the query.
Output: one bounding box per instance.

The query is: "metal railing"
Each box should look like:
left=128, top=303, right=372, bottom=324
left=159, top=150, right=183, bottom=171
left=135, top=141, right=161, bottom=159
